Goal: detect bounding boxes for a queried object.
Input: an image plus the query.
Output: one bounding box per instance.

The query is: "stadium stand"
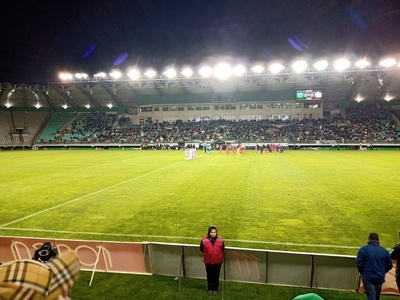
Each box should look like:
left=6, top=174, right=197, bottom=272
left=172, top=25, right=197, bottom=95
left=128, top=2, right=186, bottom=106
left=1, top=103, right=400, bottom=148
left=37, top=112, right=78, bottom=143
left=0, top=111, right=13, bottom=145
left=0, top=110, right=50, bottom=146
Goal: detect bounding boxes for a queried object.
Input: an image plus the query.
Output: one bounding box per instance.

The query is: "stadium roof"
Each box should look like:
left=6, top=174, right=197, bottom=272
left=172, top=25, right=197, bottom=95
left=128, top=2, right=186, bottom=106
left=1, top=64, right=400, bottom=109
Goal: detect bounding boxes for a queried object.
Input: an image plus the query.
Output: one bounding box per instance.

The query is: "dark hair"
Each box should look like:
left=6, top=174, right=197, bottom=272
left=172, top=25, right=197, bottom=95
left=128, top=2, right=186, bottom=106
left=368, top=232, right=379, bottom=241
left=208, top=225, right=217, bottom=236
left=32, top=242, right=58, bottom=262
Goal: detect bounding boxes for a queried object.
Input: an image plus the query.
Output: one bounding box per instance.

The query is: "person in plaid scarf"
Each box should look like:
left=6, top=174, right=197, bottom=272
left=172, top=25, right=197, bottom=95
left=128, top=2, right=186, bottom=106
left=0, top=248, right=80, bottom=300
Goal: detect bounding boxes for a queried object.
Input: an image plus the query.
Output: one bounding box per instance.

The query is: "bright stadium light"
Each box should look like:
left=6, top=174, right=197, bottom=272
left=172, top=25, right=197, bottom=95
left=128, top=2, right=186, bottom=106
left=379, top=58, right=396, bottom=67
left=94, top=72, right=107, bottom=78
left=107, top=103, right=113, bottom=108
left=59, top=73, right=73, bottom=80
left=127, top=69, right=141, bottom=80
left=180, top=68, right=193, bottom=77
left=313, top=60, right=329, bottom=70
left=62, top=104, right=68, bottom=109
left=53, top=54, right=400, bottom=82
left=198, top=66, right=213, bottom=78
left=355, top=95, right=363, bottom=102
left=355, top=59, right=370, bottom=68
left=384, top=93, right=394, bottom=101
left=268, top=63, right=284, bottom=73
left=85, top=104, right=90, bottom=109
left=214, top=63, right=232, bottom=80
left=333, top=58, right=351, bottom=71
left=35, top=103, right=41, bottom=109
left=163, top=68, right=177, bottom=79
left=110, top=70, right=122, bottom=79
left=144, top=69, right=157, bottom=78
left=251, top=65, right=265, bottom=74
left=292, top=60, right=308, bottom=73
left=5, top=101, right=12, bottom=108
left=75, top=73, right=88, bottom=80
left=232, top=64, right=246, bottom=76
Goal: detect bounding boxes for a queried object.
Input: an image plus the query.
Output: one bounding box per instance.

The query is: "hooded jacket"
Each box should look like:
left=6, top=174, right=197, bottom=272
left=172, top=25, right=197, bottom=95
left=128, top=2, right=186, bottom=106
left=200, top=226, right=225, bottom=264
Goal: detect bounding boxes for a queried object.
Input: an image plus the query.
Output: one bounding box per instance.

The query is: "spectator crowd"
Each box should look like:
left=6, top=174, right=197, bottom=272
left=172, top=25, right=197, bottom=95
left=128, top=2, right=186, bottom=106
left=52, top=103, right=399, bottom=144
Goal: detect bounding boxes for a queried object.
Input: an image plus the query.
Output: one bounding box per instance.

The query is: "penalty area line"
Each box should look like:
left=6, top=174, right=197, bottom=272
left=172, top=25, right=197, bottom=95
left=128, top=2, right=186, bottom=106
left=0, top=160, right=186, bottom=229
left=0, top=227, right=359, bottom=249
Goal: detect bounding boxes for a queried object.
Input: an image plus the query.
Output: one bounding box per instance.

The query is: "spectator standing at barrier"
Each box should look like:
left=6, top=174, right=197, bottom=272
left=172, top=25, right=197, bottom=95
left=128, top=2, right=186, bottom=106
left=200, top=225, right=225, bottom=296
left=390, top=230, right=400, bottom=292
left=356, top=232, right=392, bottom=300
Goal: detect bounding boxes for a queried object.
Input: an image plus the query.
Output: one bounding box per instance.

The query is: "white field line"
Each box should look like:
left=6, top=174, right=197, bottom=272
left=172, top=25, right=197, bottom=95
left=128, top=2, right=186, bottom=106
left=1, top=154, right=358, bottom=250
left=0, top=227, right=360, bottom=250
left=0, top=160, right=186, bottom=228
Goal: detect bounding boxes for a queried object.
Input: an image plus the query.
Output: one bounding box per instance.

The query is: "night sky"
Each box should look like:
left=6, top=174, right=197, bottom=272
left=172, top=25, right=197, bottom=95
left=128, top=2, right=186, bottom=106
left=1, top=0, right=400, bottom=84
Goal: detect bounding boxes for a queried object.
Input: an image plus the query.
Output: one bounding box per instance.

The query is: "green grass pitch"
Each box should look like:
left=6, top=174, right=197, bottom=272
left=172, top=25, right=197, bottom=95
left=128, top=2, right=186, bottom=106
left=1, top=148, right=399, bottom=255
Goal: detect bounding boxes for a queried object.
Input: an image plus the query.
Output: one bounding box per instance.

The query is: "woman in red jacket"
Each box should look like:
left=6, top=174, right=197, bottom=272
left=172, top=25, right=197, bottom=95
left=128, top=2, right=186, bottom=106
left=200, top=225, right=225, bottom=296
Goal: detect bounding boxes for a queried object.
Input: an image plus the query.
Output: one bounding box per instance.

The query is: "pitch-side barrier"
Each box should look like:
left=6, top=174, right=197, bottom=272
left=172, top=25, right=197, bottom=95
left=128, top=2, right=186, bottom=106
left=0, top=236, right=398, bottom=295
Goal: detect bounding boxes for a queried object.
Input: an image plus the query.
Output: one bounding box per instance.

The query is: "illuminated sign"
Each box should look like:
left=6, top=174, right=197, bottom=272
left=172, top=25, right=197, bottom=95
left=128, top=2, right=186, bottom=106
left=296, top=90, right=322, bottom=100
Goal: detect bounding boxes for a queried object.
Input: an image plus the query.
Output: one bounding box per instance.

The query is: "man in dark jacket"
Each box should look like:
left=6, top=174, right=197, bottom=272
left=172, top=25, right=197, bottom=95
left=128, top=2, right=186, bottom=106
left=390, top=230, right=400, bottom=292
left=356, top=232, right=392, bottom=300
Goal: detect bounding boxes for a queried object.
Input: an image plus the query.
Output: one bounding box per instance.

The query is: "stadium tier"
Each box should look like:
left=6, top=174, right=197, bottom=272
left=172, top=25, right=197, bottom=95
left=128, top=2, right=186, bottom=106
left=0, top=102, right=399, bottom=149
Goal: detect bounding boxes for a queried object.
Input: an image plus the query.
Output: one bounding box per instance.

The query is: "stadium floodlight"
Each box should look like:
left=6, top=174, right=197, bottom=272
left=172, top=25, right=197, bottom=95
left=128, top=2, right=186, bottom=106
left=85, top=104, right=90, bottom=109
left=127, top=69, right=140, bottom=80
left=268, top=63, right=284, bottom=74
left=198, top=66, right=213, bottom=78
left=75, top=73, right=88, bottom=80
left=144, top=69, right=157, bottom=78
left=110, top=70, right=122, bottom=79
left=232, top=64, right=246, bottom=76
left=355, top=95, right=363, bottom=102
left=62, top=104, right=68, bottom=109
left=251, top=65, right=265, bottom=74
left=333, top=58, right=350, bottom=71
left=163, top=68, right=177, bottom=79
left=5, top=101, right=11, bottom=108
left=35, top=103, right=41, bottom=109
left=214, top=63, right=232, bottom=80
left=107, top=103, right=113, bottom=108
left=379, top=58, right=396, bottom=67
left=94, top=72, right=107, bottom=78
left=292, top=60, right=308, bottom=73
left=313, top=60, right=329, bottom=70
left=384, top=93, right=393, bottom=101
left=180, top=68, right=193, bottom=77
left=355, top=59, right=370, bottom=68
left=59, top=73, right=73, bottom=80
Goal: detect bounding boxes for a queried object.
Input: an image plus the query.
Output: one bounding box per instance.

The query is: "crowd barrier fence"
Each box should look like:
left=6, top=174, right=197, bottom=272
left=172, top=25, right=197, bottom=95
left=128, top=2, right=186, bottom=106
left=0, top=236, right=398, bottom=295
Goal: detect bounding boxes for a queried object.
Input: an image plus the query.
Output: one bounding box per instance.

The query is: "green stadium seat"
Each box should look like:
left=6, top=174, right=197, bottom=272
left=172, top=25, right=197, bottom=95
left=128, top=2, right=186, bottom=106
left=293, top=293, right=324, bottom=300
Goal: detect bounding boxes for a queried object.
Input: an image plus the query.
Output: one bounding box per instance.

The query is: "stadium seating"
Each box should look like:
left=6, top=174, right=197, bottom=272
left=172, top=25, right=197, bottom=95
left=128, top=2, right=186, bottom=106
left=37, top=112, right=78, bottom=143
left=1, top=102, right=400, bottom=147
